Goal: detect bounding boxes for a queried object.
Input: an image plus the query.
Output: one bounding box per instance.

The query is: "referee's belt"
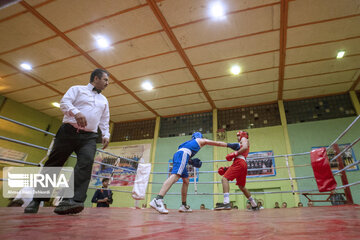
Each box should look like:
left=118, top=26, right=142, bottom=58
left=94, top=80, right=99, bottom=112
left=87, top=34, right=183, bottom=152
left=177, top=148, right=192, bottom=156
left=63, top=123, right=93, bottom=134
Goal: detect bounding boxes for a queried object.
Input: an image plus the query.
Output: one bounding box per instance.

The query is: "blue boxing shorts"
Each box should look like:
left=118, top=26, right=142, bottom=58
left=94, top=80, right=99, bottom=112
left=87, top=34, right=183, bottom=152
left=171, top=148, right=191, bottom=178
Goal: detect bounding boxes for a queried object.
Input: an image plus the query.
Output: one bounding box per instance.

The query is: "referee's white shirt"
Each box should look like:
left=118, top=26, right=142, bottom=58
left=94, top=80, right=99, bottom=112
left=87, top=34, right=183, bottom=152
left=60, top=83, right=110, bottom=139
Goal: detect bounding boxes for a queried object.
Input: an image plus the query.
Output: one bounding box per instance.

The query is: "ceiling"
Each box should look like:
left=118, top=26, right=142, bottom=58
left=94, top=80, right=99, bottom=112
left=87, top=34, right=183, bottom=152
left=0, top=0, right=359, bottom=123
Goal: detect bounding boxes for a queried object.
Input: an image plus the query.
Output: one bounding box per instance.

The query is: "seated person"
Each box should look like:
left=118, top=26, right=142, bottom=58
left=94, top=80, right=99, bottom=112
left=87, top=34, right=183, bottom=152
left=298, top=202, right=303, bottom=207
left=91, top=178, right=113, bottom=207
left=274, top=202, right=280, bottom=208
left=282, top=202, right=287, bottom=208
left=200, top=204, right=206, bottom=210
left=257, top=202, right=264, bottom=209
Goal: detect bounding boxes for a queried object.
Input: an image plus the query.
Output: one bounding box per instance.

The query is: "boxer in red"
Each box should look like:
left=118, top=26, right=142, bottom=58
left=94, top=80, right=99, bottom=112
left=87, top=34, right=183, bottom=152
left=215, top=131, right=258, bottom=210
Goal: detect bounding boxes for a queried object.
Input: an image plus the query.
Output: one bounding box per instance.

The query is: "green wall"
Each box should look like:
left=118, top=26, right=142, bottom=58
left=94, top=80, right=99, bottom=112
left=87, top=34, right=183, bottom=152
left=288, top=117, right=360, bottom=206
left=151, top=133, right=214, bottom=210
left=0, top=97, right=62, bottom=207
left=0, top=99, right=62, bottom=164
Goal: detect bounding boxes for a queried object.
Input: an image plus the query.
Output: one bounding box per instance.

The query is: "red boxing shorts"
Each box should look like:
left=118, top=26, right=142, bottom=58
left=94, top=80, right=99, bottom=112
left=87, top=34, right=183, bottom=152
left=223, top=157, right=247, bottom=187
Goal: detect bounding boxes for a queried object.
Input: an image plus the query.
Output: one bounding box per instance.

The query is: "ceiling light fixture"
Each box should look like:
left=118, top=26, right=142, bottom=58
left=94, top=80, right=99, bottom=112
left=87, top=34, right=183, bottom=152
left=230, top=65, right=241, bottom=75
left=95, top=36, right=110, bottom=49
left=20, top=63, right=32, bottom=71
left=210, top=2, right=226, bottom=19
left=141, top=81, right=153, bottom=91
left=336, top=51, right=345, bottom=59
left=52, top=102, right=60, bottom=108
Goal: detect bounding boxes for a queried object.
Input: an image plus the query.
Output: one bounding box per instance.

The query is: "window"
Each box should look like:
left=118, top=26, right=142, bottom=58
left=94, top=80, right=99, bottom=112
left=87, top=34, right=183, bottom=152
left=159, top=112, right=213, bottom=138
left=218, top=103, right=281, bottom=130
left=111, top=119, right=156, bottom=142
left=284, top=94, right=356, bottom=124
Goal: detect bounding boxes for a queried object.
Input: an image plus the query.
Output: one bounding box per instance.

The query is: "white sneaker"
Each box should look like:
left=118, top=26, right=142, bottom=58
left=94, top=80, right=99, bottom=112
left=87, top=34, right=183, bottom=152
left=150, top=198, right=168, bottom=214
left=179, top=205, right=193, bottom=213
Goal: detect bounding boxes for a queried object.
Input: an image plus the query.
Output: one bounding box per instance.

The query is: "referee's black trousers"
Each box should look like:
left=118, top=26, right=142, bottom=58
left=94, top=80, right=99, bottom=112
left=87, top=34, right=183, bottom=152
left=36, top=123, right=98, bottom=203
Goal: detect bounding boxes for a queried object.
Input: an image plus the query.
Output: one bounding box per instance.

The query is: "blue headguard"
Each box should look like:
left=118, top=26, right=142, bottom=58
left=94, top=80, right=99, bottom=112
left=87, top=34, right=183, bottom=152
left=192, top=132, right=203, bottom=139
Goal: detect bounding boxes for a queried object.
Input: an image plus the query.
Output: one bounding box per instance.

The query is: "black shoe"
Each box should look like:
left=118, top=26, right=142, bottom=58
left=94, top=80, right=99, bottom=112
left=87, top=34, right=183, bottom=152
left=24, top=200, right=41, bottom=214
left=214, top=203, right=231, bottom=210
left=251, top=206, right=259, bottom=211
left=54, top=199, right=84, bottom=215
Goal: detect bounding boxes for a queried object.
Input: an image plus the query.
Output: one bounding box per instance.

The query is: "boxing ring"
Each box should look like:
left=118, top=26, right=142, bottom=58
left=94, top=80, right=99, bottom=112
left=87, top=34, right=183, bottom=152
left=0, top=205, right=359, bottom=239
left=1, top=115, right=360, bottom=239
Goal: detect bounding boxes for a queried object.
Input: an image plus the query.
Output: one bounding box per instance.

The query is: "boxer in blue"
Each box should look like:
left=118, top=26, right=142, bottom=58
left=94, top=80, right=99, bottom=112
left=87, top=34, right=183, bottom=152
left=150, top=132, right=239, bottom=214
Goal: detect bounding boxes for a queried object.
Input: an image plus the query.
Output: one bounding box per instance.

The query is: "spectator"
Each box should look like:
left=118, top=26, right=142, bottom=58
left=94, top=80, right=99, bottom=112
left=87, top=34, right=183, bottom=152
left=91, top=178, right=113, bottom=207
left=200, top=204, right=206, bottom=210
left=142, top=203, right=147, bottom=209
left=307, top=201, right=314, bottom=207
left=257, top=202, right=264, bottom=210
left=233, top=206, right=238, bottom=209
left=274, top=202, right=280, bottom=208
left=298, top=202, right=303, bottom=207
left=282, top=202, right=287, bottom=208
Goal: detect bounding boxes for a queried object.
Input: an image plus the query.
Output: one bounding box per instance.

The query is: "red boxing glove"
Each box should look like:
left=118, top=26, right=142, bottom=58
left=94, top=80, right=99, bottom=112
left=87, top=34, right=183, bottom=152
left=218, top=167, right=229, bottom=176
left=226, top=152, right=239, bottom=161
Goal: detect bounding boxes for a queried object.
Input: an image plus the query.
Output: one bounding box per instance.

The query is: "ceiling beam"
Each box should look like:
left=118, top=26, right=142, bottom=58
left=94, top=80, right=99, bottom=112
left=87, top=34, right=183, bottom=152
left=0, top=59, right=63, bottom=95
left=146, top=0, right=216, bottom=109
left=350, top=73, right=360, bottom=91
left=277, top=0, right=289, bottom=100
left=171, top=1, right=280, bottom=29
left=20, top=0, right=159, bottom=117
left=288, top=13, right=360, bottom=29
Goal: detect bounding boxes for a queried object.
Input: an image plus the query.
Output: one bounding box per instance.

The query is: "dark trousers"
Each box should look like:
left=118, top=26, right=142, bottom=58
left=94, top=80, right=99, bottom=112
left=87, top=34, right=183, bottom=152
left=36, top=123, right=98, bottom=202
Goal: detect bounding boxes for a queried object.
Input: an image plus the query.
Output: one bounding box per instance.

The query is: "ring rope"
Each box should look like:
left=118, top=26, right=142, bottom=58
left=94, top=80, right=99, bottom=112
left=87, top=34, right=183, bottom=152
left=147, top=175, right=315, bottom=185
left=327, top=115, right=360, bottom=150
left=329, top=136, right=360, bottom=162
left=0, top=115, right=137, bottom=163
left=336, top=180, right=360, bottom=189
left=334, top=160, right=360, bottom=175
left=0, top=157, right=40, bottom=166
left=0, top=136, right=136, bottom=171
left=150, top=164, right=312, bottom=175
left=153, top=152, right=312, bottom=164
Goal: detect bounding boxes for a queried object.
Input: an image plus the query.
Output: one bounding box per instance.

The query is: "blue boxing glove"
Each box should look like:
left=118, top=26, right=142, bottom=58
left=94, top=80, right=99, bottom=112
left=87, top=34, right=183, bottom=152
left=227, top=143, right=241, bottom=151
left=189, top=158, right=202, bottom=168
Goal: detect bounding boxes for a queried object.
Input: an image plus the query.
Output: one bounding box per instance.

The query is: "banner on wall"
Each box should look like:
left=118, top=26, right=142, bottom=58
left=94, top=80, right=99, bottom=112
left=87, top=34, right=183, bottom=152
left=0, top=146, right=28, bottom=166
left=246, top=151, right=276, bottom=178
left=168, top=160, right=199, bottom=183
left=90, top=144, right=151, bottom=187
left=312, top=144, right=358, bottom=172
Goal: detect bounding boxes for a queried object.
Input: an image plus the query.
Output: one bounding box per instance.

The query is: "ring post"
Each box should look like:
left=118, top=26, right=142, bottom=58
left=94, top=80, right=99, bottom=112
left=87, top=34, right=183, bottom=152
left=333, top=144, right=354, bottom=204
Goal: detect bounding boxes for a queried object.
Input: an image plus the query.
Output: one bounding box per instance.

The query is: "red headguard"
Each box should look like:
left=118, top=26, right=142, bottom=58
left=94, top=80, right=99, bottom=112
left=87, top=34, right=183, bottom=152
left=237, top=131, right=248, bottom=139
